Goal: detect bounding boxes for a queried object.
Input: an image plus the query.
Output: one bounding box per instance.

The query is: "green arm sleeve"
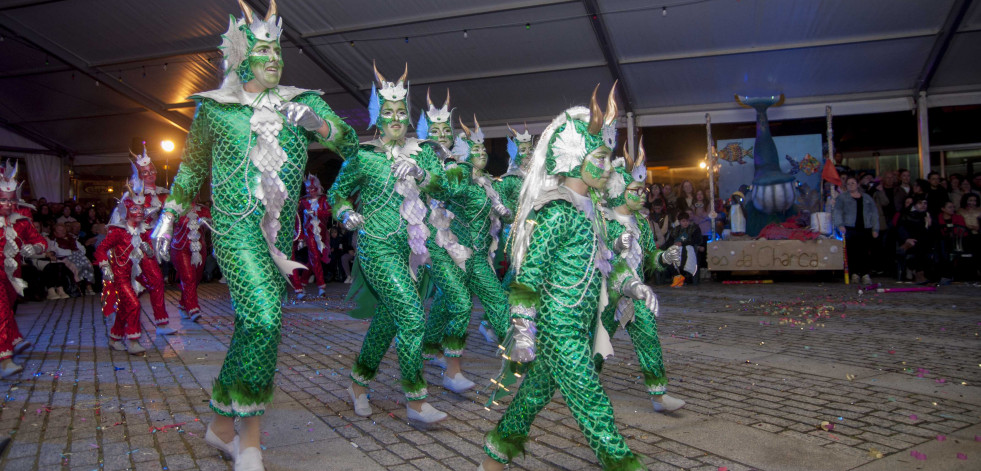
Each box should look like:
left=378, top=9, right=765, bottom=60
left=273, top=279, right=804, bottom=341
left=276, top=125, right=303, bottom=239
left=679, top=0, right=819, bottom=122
left=509, top=204, right=566, bottom=313
left=414, top=143, right=449, bottom=196
left=166, top=100, right=214, bottom=215
left=327, top=149, right=362, bottom=219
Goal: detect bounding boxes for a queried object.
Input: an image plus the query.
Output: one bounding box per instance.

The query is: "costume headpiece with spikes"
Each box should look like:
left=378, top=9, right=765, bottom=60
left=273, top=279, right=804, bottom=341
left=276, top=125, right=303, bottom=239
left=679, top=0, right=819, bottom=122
left=304, top=173, right=322, bottom=193
left=129, top=141, right=155, bottom=178
left=0, top=160, right=21, bottom=198
left=416, top=88, right=453, bottom=140
left=122, top=179, right=147, bottom=212
left=606, top=138, right=648, bottom=208
left=218, top=0, right=283, bottom=90
left=545, top=82, right=619, bottom=178
left=452, top=115, right=486, bottom=162
left=506, top=122, right=535, bottom=173
left=368, top=62, right=410, bottom=131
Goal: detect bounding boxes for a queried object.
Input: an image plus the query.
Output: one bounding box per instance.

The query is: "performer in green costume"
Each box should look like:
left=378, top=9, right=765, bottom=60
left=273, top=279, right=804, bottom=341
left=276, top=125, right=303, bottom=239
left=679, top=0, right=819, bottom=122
left=422, top=117, right=512, bottom=392
left=151, top=1, right=357, bottom=468
left=600, top=140, right=686, bottom=412
left=482, top=124, right=536, bottom=343
left=481, top=85, right=653, bottom=471
left=330, top=64, right=450, bottom=424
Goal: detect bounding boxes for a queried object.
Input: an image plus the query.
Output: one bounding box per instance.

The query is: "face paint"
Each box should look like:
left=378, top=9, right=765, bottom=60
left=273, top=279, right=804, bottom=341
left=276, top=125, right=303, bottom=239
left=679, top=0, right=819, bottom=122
left=127, top=206, right=144, bottom=226
left=624, top=183, right=646, bottom=211
left=306, top=185, right=320, bottom=197
left=580, top=146, right=612, bottom=190
left=379, top=100, right=409, bottom=142
left=248, top=40, right=283, bottom=90
left=0, top=193, right=14, bottom=217
left=517, top=141, right=533, bottom=157
left=469, top=144, right=488, bottom=170
left=140, top=166, right=156, bottom=186
left=429, top=122, right=453, bottom=147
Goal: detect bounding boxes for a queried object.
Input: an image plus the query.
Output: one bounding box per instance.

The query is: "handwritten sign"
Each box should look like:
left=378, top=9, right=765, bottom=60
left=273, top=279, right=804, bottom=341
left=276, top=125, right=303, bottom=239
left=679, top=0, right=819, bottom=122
left=708, top=239, right=843, bottom=271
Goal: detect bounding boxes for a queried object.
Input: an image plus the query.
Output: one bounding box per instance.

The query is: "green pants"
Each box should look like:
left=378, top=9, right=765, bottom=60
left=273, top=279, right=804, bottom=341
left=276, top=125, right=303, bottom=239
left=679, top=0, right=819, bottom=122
left=601, top=298, right=668, bottom=395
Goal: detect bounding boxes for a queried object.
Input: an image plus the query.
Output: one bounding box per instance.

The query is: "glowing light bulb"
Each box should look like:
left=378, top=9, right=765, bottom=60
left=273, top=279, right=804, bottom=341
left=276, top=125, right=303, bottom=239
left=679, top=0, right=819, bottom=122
left=161, top=140, right=175, bottom=152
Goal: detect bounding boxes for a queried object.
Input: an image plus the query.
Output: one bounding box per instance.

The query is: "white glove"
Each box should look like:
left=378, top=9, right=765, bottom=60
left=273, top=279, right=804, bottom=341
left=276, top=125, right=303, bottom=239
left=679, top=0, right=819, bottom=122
left=151, top=211, right=175, bottom=263
left=20, top=243, right=37, bottom=258
left=509, top=317, right=537, bottom=363
left=100, top=262, right=114, bottom=283
left=340, top=210, right=364, bottom=231
left=612, top=232, right=634, bottom=254
left=391, top=160, right=425, bottom=181
left=660, top=245, right=682, bottom=266
left=279, top=102, right=325, bottom=132
left=493, top=202, right=511, bottom=219
left=623, top=278, right=659, bottom=315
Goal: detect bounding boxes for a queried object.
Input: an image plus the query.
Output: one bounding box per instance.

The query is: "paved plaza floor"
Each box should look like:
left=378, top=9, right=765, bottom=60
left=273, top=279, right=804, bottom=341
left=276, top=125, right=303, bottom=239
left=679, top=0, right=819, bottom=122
left=1, top=278, right=979, bottom=470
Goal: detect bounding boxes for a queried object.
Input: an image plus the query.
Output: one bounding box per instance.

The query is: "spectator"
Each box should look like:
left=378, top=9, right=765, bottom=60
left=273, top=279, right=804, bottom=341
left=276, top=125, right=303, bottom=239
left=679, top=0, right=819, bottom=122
left=691, top=189, right=712, bottom=237
left=926, top=171, right=950, bottom=216
left=56, top=205, right=77, bottom=224
left=47, top=223, right=95, bottom=295
left=36, top=204, right=53, bottom=226
left=648, top=198, right=671, bottom=248
left=662, top=212, right=702, bottom=287
left=896, top=196, right=932, bottom=284
left=935, top=201, right=968, bottom=285
left=948, top=174, right=964, bottom=207
left=676, top=180, right=695, bottom=215
left=833, top=176, right=880, bottom=285
left=894, top=168, right=912, bottom=213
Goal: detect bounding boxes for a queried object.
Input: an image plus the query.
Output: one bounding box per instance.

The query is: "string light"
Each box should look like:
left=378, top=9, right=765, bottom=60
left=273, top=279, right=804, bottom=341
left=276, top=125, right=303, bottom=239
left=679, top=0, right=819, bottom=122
left=163, top=62, right=168, bottom=71
left=349, top=40, right=355, bottom=47
left=525, top=22, right=531, bottom=29
left=662, top=7, right=668, bottom=16
left=404, top=36, right=409, bottom=43
left=298, top=47, right=303, bottom=54
left=463, top=29, right=469, bottom=39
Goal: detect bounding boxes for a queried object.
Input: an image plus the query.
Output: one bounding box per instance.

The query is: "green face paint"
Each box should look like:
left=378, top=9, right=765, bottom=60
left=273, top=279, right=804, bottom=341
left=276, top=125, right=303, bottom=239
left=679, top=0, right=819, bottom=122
left=469, top=144, right=488, bottom=170
left=429, top=122, right=453, bottom=147
left=247, top=40, right=283, bottom=90
left=379, top=100, right=409, bottom=143
left=581, top=146, right=612, bottom=190
left=624, top=183, right=646, bottom=211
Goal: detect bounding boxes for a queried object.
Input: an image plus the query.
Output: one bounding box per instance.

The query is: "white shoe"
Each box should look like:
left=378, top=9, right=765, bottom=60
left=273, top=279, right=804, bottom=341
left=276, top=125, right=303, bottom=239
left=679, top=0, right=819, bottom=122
left=56, top=287, right=70, bottom=299
left=479, top=322, right=499, bottom=345
left=204, top=423, right=237, bottom=460
left=46, top=288, right=60, bottom=301
left=317, top=286, right=326, bottom=296
left=861, top=274, right=872, bottom=285
left=85, top=287, right=96, bottom=296
left=443, top=372, right=476, bottom=393
left=127, top=341, right=146, bottom=355
left=178, top=308, right=189, bottom=319
left=429, top=356, right=447, bottom=370
left=407, top=402, right=447, bottom=424
left=344, top=276, right=352, bottom=284
left=295, top=292, right=306, bottom=300
left=235, top=446, right=264, bottom=471
left=652, top=394, right=686, bottom=412
left=348, top=385, right=372, bottom=417
left=218, top=277, right=227, bottom=284
left=1, top=362, right=23, bottom=378
left=108, top=340, right=126, bottom=351
left=189, top=311, right=202, bottom=323
left=156, top=325, right=179, bottom=335
left=13, top=340, right=31, bottom=355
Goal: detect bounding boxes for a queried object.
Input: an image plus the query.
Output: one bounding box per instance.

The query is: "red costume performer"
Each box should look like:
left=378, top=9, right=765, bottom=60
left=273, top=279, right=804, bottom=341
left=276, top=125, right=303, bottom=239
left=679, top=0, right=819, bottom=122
left=171, top=203, right=211, bottom=322
left=296, top=175, right=332, bottom=297
left=124, top=146, right=178, bottom=334
left=96, top=182, right=154, bottom=355
left=0, top=162, right=46, bottom=378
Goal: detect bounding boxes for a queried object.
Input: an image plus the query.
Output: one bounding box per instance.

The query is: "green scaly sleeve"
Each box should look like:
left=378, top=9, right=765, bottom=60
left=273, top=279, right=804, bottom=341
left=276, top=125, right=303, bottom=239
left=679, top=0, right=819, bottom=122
left=166, top=100, right=214, bottom=216
left=327, top=148, right=363, bottom=220
left=510, top=203, right=568, bottom=315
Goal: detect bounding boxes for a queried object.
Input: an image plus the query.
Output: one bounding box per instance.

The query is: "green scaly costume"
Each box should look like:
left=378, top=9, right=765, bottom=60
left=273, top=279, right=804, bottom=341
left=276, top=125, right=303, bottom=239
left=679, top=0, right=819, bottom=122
left=329, top=68, right=449, bottom=401
left=483, top=100, right=646, bottom=470
left=161, top=11, right=357, bottom=417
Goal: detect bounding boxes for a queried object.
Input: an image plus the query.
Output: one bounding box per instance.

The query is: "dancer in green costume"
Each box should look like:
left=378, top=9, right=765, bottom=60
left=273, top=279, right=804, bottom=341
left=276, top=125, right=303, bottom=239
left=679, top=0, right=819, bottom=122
left=481, top=85, right=654, bottom=471
left=600, top=140, right=686, bottom=412
left=151, top=2, right=357, bottom=468
left=480, top=124, right=536, bottom=344
left=330, top=64, right=450, bottom=424
left=422, top=117, right=512, bottom=393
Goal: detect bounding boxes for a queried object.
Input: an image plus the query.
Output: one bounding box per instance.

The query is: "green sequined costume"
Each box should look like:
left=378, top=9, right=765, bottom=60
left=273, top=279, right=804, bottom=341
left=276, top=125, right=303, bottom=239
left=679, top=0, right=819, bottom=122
left=424, top=161, right=510, bottom=356
left=329, top=139, right=447, bottom=400
left=484, top=103, right=645, bottom=470
left=601, top=209, right=669, bottom=394
left=165, top=89, right=356, bottom=417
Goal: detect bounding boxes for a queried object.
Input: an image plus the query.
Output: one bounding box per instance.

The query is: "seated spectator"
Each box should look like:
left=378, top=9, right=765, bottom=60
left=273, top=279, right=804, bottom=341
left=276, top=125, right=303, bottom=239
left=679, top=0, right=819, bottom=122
left=662, top=212, right=702, bottom=287
left=56, top=205, right=77, bottom=224
left=935, top=201, right=968, bottom=284
left=959, top=193, right=981, bottom=234
left=896, top=197, right=932, bottom=284
left=648, top=198, right=671, bottom=248
left=47, top=223, right=95, bottom=295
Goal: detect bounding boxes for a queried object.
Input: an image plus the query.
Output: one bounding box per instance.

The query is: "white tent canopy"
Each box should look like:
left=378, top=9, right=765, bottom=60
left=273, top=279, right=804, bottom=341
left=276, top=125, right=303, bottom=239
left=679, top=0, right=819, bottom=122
left=1, top=0, right=979, bottom=157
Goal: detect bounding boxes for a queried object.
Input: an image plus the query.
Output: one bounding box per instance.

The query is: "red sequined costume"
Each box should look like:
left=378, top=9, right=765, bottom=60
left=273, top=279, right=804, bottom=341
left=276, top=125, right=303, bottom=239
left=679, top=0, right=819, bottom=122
left=297, top=175, right=332, bottom=293
left=96, top=185, right=154, bottom=344
left=171, top=204, right=211, bottom=321
left=0, top=204, right=46, bottom=365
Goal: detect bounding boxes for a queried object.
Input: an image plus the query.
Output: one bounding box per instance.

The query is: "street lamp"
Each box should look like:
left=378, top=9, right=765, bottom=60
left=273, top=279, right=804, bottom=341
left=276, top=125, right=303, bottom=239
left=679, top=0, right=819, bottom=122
left=161, top=140, right=175, bottom=152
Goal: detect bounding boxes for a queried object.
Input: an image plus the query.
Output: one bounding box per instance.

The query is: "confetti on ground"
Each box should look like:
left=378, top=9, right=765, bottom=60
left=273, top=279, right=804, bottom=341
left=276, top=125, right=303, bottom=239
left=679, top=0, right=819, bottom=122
left=937, top=435, right=946, bottom=441
left=868, top=447, right=883, bottom=459
left=909, top=450, right=927, bottom=460
left=957, top=453, right=967, bottom=460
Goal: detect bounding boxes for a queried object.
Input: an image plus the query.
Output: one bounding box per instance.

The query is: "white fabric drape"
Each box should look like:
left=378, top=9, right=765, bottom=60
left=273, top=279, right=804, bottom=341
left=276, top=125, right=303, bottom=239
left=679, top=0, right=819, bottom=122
left=25, top=154, right=64, bottom=201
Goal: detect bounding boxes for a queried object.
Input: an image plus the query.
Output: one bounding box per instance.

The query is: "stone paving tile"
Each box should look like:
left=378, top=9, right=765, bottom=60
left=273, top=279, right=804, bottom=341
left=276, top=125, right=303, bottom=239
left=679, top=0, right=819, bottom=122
left=1, top=280, right=979, bottom=470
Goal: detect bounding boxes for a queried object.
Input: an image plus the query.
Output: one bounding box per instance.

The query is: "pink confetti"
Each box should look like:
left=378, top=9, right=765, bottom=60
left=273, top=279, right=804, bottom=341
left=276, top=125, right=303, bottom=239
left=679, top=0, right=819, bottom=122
left=975, top=435, right=981, bottom=442
left=719, top=467, right=728, bottom=471
left=937, top=435, right=946, bottom=441
left=957, top=453, right=967, bottom=460
left=909, top=414, right=918, bottom=421
left=888, top=350, right=896, bottom=354
left=936, top=378, right=946, bottom=383
left=909, top=450, right=926, bottom=460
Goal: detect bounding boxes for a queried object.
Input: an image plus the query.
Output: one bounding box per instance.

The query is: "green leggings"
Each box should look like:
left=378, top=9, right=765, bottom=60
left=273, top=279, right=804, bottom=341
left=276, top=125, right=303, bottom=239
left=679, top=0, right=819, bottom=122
left=600, top=298, right=668, bottom=394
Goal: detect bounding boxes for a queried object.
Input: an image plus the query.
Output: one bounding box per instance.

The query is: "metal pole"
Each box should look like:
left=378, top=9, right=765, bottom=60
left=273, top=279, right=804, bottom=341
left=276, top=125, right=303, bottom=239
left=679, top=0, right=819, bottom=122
left=706, top=113, right=716, bottom=240
left=626, top=112, right=636, bottom=161
left=917, top=91, right=931, bottom=176
left=825, top=106, right=834, bottom=207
